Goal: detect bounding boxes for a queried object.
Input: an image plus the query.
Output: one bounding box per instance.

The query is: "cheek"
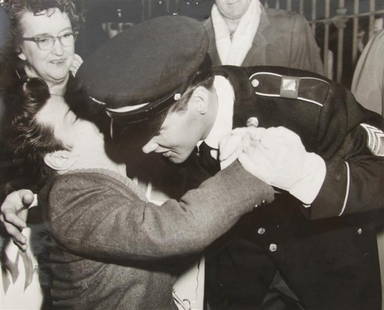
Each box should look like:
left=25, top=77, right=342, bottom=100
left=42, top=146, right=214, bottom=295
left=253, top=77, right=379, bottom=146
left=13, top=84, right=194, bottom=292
left=65, top=45, right=75, bottom=59
left=22, top=46, right=46, bottom=65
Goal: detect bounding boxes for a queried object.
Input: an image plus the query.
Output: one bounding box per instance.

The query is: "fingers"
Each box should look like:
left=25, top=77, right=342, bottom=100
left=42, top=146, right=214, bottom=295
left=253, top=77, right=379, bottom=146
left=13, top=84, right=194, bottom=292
left=0, top=189, right=33, bottom=251
left=19, top=189, right=35, bottom=205
left=262, top=127, right=303, bottom=150
left=1, top=215, right=27, bottom=250
left=238, top=151, right=272, bottom=184
left=2, top=207, right=27, bottom=230
left=219, top=127, right=266, bottom=161
left=219, top=131, right=243, bottom=162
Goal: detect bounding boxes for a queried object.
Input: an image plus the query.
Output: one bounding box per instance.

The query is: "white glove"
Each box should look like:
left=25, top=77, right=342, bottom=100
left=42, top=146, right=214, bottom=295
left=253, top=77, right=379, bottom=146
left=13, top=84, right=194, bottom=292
left=219, top=126, right=265, bottom=169
left=238, top=126, right=326, bottom=205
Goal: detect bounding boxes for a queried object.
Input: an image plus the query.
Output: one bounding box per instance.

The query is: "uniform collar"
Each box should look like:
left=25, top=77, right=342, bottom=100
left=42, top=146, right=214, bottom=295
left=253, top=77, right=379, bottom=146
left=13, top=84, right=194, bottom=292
left=204, top=75, right=235, bottom=149
left=213, top=65, right=254, bottom=105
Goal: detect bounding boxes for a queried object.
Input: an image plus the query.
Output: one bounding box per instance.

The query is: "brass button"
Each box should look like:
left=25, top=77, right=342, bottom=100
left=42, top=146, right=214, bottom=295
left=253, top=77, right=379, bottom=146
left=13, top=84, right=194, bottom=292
left=251, top=79, right=260, bottom=88
left=257, top=227, right=266, bottom=235
left=269, top=243, right=277, bottom=252
left=246, top=117, right=259, bottom=127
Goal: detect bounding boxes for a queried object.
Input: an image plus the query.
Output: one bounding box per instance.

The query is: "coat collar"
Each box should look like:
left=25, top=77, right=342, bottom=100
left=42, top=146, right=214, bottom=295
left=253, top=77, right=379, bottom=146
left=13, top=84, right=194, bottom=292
left=204, top=7, right=272, bottom=66
left=242, top=7, right=271, bottom=66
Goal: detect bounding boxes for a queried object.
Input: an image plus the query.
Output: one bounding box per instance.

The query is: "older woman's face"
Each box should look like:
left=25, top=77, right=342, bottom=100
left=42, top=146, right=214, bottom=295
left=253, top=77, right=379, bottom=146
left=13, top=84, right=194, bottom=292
left=18, top=8, right=75, bottom=86
left=215, top=0, right=251, bottom=20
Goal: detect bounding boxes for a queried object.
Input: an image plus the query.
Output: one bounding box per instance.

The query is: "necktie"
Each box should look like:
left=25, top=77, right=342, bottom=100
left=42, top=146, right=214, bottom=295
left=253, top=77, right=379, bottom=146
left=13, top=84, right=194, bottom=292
left=198, top=142, right=221, bottom=175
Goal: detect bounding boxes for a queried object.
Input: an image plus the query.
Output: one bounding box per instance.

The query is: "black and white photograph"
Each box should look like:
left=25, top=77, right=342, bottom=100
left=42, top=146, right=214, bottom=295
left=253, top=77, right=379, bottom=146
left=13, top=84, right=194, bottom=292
left=0, top=0, right=384, bottom=309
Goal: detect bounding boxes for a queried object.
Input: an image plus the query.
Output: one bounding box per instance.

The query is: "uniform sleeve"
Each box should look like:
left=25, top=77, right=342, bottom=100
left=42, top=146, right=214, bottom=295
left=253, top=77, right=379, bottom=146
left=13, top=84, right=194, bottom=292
left=46, top=162, right=274, bottom=262
left=289, top=14, right=324, bottom=75
left=308, top=109, right=384, bottom=220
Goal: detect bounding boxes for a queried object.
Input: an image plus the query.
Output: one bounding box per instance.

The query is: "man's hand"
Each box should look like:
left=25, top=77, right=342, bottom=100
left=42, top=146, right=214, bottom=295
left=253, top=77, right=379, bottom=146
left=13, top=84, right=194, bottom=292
left=0, top=189, right=35, bottom=251
left=219, top=126, right=264, bottom=169
left=220, top=125, right=326, bottom=205
left=238, top=126, right=326, bottom=204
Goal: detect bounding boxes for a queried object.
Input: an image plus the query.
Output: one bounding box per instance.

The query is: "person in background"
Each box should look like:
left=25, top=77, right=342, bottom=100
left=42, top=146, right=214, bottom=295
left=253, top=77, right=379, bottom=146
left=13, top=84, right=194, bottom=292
left=204, top=0, right=323, bottom=74
left=352, top=28, right=384, bottom=310
left=352, top=29, right=384, bottom=116
left=4, top=0, right=82, bottom=102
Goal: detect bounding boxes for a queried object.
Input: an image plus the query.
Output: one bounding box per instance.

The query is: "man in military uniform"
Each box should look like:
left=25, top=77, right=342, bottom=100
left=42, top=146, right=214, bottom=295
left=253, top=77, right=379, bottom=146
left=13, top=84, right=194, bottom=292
left=2, top=15, right=384, bottom=310
left=71, top=15, right=384, bottom=310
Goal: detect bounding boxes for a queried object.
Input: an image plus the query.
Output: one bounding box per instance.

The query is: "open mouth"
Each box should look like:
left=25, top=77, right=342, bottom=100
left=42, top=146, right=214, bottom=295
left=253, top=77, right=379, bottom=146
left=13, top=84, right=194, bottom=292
left=50, top=59, right=66, bottom=65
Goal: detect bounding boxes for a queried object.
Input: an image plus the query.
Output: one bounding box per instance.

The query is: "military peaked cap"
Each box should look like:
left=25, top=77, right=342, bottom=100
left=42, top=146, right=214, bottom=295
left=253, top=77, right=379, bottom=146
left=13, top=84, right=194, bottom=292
left=76, top=15, right=210, bottom=124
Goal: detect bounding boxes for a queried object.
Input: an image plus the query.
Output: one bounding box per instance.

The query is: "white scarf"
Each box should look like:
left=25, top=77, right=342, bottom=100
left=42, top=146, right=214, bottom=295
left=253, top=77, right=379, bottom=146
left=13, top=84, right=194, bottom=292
left=211, top=0, right=261, bottom=65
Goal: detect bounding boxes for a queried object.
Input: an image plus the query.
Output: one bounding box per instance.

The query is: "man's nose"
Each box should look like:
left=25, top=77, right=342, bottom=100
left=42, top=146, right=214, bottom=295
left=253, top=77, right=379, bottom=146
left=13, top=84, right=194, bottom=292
left=142, top=140, right=159, bottom=154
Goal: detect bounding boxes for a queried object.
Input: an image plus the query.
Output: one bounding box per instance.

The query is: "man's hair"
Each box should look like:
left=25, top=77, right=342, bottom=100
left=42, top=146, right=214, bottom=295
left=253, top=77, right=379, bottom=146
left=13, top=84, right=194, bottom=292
left=169, top=55, right=215, bottom=113
left=5, top=77, right=67, bottom=188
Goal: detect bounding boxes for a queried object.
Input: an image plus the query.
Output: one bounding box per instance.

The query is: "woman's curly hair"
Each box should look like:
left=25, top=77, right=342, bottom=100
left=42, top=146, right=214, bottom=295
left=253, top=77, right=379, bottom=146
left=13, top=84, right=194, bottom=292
left=5, top=77, right=66, bottom=188
left=4, top=0, right=82, bottom=48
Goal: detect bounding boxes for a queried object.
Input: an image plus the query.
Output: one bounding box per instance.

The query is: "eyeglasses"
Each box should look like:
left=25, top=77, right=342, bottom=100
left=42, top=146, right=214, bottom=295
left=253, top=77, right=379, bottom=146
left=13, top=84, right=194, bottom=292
left=22, top=32, right=76, bottom=51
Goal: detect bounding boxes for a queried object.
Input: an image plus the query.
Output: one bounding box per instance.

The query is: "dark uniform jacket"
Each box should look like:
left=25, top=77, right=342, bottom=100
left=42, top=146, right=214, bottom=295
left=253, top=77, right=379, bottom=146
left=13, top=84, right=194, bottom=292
left=202, top=66, right=384, bottom=310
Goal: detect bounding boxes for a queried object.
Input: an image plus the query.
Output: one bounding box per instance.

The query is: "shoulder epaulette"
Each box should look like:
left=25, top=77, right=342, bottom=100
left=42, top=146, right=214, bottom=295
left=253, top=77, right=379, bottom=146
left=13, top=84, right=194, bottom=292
left=249, top=71, right=330, bottom=107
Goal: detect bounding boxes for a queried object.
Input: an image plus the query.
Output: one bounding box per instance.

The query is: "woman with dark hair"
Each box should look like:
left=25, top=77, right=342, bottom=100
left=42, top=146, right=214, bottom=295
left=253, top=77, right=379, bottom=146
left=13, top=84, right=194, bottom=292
left=0, top=1, right=83, bottom=308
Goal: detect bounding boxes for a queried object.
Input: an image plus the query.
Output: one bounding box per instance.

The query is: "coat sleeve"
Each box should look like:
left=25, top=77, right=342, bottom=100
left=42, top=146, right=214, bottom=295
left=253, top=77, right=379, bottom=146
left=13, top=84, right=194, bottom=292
left=46, top=162, right=274, bottom=262
left=289, top=14, right=324, bottom=75
left=307, top=87, right=384, bottom=219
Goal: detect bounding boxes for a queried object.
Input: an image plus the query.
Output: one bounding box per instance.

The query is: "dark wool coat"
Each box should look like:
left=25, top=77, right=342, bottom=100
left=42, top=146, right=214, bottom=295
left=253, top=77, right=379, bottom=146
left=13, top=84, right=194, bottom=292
left=39, top=163, right=273, bottom=309
left=204, top=8, right=324, bottom=75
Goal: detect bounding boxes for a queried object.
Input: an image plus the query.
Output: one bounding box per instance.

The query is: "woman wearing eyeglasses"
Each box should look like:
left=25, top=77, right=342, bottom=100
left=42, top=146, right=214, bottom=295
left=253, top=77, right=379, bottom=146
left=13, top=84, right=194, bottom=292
left=7, top=0, right=82, bottom=95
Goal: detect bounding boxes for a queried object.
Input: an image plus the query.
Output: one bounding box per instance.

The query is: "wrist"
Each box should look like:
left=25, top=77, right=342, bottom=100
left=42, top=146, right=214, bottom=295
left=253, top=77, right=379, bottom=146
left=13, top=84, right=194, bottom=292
left=289, top=153, right=326, bottom=205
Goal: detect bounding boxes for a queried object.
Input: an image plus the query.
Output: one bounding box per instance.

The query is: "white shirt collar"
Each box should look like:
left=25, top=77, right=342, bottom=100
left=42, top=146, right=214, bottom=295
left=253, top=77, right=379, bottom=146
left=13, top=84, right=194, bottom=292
left=204, top=75, right=235, bottom=149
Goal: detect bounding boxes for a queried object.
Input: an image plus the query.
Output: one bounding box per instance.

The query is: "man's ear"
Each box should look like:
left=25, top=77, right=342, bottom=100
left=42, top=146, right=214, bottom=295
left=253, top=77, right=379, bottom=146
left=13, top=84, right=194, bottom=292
left=17, top=47, right=27, bottom=61
left=191, top=86, right=210, bottom=115
left=43, top=150, right=76, bottom=172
